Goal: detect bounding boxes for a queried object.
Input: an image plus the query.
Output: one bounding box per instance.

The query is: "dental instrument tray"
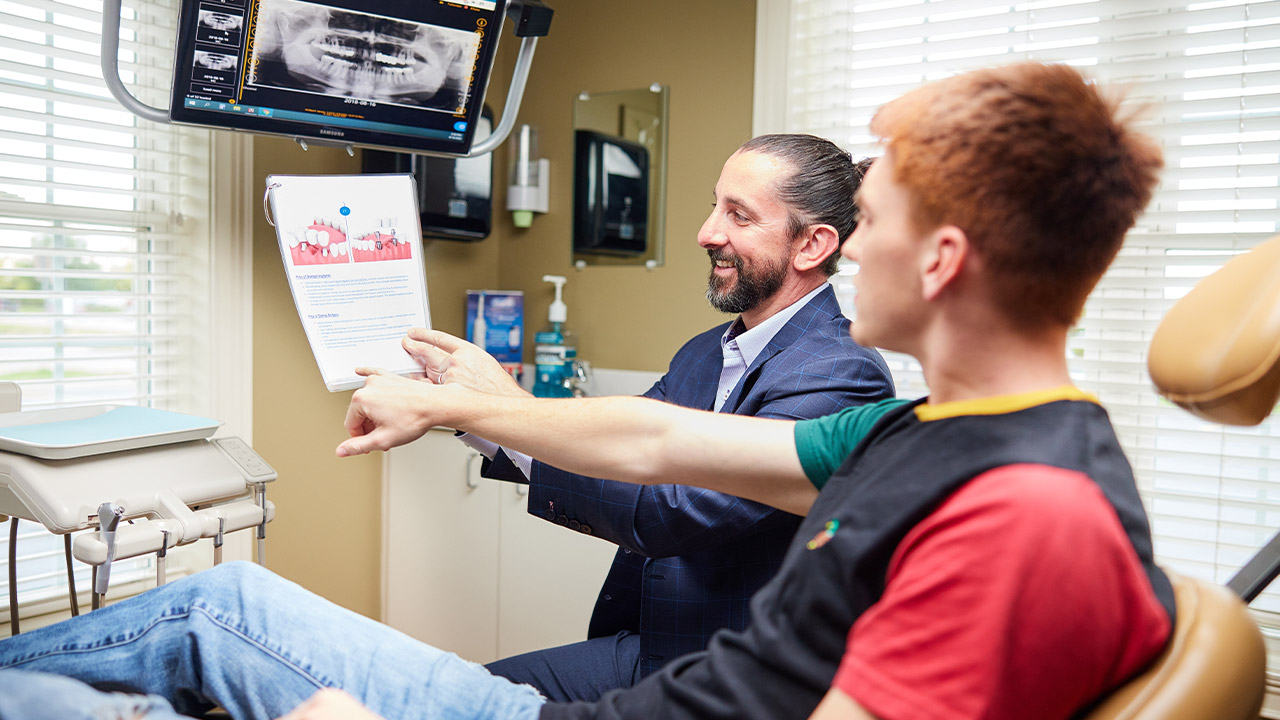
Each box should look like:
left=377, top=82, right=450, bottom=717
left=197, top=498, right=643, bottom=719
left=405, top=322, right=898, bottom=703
left=0, top=405, right=221, bottom=460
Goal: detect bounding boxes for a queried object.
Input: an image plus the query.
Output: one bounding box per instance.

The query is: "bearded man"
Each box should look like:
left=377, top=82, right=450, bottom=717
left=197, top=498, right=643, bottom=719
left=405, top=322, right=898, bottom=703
left=423, top=134, right=895, bottom=701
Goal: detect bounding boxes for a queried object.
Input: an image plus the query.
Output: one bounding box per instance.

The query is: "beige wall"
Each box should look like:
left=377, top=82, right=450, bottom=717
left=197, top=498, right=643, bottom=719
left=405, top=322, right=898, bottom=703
left=498, top=0, right=757, bottom=369
left=251, top=0, right=757, bottom=617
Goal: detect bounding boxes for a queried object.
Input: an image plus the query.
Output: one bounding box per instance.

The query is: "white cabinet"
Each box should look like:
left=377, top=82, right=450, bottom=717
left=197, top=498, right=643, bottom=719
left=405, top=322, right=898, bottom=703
left=383, top=429, right=617, bottom=663
left=494, top=468, right=618, bottom=660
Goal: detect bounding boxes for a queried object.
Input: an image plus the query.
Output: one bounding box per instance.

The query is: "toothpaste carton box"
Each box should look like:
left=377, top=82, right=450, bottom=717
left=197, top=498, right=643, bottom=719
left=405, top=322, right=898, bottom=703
left=466, top=290, right=524, bottom=381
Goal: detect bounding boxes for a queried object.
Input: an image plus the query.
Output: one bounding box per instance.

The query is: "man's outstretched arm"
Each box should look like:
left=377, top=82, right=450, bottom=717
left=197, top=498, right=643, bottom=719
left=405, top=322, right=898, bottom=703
left=336, top=370, right=819, bottom=516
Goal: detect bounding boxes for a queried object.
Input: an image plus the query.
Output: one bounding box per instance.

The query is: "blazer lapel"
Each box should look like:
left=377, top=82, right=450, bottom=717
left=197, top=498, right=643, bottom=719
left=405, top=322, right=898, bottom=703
left=691, top=354, right=724, bottom=411
left=720, top=286, right=841, bottom=414
left=673, top=326, right=729, bottom=412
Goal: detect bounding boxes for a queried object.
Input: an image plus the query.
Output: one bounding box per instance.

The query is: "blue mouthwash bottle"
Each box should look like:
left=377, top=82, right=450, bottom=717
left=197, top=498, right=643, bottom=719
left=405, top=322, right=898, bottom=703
left=533, top=275, right=576, bottom=398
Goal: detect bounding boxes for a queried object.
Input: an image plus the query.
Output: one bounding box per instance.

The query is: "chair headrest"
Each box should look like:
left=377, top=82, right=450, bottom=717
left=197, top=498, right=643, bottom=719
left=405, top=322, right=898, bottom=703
left=1148, top=234, right=1280, bottom=426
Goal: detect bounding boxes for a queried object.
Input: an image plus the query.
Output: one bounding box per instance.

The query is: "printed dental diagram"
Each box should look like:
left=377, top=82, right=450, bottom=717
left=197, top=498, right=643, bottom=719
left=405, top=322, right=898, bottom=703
left=287, top=220, right=350, bottom=266
left=248, top=0, right=480, bottom=110
left=350, top=219, right=412, bottom=263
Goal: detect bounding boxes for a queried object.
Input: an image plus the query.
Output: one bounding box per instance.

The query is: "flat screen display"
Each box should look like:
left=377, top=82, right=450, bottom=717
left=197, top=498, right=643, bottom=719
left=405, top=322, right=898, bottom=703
left=170, top=0, right=506, bottom=156
left=362, top=106, right=494, bottom=241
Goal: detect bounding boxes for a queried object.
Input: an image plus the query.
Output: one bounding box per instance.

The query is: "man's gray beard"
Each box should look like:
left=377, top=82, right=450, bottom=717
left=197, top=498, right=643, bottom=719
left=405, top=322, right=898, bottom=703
left=705, top=252, right=788, bottom=315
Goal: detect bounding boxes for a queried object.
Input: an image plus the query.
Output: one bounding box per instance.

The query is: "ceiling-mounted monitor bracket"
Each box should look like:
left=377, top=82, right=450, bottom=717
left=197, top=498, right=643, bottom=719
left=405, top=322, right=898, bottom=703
left=100, top=0, right=552, bottom=157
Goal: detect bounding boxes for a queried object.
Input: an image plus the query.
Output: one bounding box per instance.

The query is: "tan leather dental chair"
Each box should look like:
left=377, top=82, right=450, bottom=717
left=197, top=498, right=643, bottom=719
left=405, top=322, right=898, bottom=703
left=1082, top=572, right=1264, bottom=720
left=1083, top=234, right=1280, bottom=720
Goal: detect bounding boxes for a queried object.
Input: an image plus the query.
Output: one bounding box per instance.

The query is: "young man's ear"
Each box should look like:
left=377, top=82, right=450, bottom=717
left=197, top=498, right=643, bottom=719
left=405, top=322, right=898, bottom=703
left=920, top=225, right=967, bottom=300
left=793, top=224, right=840, bottom=272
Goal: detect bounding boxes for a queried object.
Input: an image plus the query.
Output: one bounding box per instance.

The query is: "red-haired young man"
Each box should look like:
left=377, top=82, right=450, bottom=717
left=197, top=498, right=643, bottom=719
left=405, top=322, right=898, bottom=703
left=342, top=61, right=1171, bottom=719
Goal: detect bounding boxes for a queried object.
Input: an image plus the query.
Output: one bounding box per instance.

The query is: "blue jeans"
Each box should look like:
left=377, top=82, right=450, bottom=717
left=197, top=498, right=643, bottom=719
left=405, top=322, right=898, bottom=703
left=0, top=562, right=545, bottom=720
left=0, top=669, right=190, bottom=720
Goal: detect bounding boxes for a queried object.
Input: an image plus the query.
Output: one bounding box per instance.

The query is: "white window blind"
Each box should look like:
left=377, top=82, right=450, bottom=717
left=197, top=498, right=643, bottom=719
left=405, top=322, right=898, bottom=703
left=0, top=0, right=213, bottom=613
left=769, top=0, right=1280, bottom=636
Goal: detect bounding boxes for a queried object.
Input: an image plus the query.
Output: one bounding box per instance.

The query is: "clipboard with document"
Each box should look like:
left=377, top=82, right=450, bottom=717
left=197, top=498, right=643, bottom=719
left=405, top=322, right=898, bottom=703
left=264, top=173, right=431, bottom=391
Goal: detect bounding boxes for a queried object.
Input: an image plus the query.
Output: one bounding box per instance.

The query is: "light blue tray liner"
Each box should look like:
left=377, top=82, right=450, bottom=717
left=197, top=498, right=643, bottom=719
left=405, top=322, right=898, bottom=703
left=0, top=407, right=220, bottom=448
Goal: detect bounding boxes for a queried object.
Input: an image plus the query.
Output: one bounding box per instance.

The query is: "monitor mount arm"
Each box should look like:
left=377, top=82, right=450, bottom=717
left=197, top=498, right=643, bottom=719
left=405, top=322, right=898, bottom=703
left=99, top=0, right=551, bottom=157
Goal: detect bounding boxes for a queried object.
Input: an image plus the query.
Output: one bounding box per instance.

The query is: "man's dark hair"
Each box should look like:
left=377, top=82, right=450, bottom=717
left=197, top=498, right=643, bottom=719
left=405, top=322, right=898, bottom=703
left=738, top=134, right=870, bottom=276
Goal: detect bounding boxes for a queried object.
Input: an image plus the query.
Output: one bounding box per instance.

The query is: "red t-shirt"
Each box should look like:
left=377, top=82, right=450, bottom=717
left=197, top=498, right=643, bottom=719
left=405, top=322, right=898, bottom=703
left=833, top=463, right=1171, bottom=720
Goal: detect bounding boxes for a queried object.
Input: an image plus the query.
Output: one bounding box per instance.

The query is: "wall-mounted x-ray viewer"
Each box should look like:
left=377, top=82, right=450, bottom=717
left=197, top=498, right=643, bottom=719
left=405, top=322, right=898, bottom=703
left=573, top=129, right=649, bottom=256
left=100, top=0, right=553, bottom=157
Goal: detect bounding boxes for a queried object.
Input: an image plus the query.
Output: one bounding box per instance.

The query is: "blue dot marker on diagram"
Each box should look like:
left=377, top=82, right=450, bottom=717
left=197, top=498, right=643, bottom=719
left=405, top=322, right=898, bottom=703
left=339, top=205, right=351, bottom=216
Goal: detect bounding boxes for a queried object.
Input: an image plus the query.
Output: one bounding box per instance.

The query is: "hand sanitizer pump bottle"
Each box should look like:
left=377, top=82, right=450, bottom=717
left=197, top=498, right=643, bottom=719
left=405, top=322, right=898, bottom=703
left=533, top=275, right=576, bottom=398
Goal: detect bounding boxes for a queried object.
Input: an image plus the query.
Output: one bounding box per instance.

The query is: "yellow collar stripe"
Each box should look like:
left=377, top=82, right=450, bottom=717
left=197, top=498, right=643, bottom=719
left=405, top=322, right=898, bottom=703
left=913, top=385, right=1100, bottom=422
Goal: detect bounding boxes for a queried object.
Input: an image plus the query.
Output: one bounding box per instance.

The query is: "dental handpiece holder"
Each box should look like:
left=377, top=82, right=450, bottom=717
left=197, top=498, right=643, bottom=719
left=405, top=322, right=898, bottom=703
left=0, top=406, right=277, bottom=592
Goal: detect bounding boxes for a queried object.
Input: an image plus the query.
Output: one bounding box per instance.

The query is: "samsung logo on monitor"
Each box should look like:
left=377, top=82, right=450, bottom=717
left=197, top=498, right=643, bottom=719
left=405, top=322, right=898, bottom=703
left=319, top=128, right=345, bottom=138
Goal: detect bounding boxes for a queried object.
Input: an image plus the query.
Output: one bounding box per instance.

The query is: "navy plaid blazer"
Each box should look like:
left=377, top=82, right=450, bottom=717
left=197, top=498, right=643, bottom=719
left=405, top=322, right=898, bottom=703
left=488, top=285, right=894, bottom=676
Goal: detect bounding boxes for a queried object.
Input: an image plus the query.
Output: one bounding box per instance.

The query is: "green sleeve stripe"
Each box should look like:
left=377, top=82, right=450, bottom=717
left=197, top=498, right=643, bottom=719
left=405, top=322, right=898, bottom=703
left=795, top=398, right=912, bottom=490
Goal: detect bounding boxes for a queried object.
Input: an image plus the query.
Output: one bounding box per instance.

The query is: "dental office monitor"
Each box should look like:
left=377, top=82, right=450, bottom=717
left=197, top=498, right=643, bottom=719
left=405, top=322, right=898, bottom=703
left=170, top=0, right=506, bottom=156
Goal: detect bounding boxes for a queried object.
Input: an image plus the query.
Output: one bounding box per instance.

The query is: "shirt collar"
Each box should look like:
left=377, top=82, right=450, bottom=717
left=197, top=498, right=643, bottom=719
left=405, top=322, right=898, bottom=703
left=914, top=385, right=1101, bottom=422
left=721, top=283, right=829, bottom=368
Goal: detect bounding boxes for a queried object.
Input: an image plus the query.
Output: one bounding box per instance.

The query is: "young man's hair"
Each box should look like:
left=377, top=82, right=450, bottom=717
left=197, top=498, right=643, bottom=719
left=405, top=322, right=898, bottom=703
left=738, top=134, right=871, bottom=277
left=870, top=62, right=1163, bottom=327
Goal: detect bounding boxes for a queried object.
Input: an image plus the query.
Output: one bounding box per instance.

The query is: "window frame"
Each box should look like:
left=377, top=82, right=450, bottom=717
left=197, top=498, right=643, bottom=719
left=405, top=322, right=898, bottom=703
left=0, top=0, right=255, bottom=628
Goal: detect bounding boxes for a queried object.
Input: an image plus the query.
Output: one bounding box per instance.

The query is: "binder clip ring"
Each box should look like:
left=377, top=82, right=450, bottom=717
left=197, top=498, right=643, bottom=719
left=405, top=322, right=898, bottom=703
left=263, top=182, right=281, bottom=228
